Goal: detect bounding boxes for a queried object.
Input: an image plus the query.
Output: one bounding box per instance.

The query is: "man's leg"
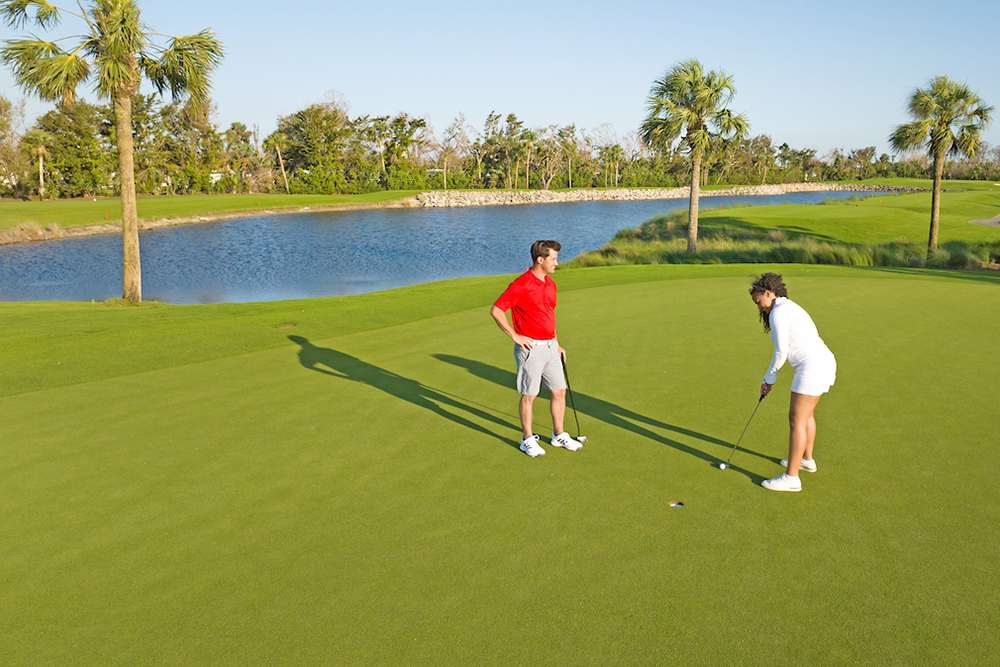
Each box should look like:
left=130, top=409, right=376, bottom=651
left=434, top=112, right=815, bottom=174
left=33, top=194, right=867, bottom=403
left=549, top=389, right=566, bottom=435
left=519, top=393, right=536, bottom=438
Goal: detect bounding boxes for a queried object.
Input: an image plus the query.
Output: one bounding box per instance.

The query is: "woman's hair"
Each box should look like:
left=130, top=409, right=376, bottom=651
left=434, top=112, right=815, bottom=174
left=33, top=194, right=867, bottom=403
left=750, top=273, right=788, bottom=332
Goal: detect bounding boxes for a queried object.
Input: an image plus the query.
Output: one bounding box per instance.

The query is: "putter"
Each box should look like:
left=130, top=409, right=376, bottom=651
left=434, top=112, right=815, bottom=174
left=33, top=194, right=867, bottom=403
left=560, top=356, right=588, bottom=442
left=718, top=393, right=765, bottom=469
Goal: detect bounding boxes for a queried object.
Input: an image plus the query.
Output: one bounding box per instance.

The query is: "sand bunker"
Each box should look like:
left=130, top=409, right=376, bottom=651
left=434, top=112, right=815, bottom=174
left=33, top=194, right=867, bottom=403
left=970, top=214, right=1000, bottom=228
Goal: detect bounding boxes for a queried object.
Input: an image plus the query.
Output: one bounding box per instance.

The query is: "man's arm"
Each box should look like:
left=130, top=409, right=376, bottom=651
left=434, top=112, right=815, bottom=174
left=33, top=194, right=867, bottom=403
left=490, top=305, right=533, bottom=349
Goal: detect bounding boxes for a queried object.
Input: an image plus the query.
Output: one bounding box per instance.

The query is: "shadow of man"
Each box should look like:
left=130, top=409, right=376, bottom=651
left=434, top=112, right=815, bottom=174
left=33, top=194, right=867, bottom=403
left=289, top=336, right=518, bottom=447
left=433, top=354, right=774, bottom=478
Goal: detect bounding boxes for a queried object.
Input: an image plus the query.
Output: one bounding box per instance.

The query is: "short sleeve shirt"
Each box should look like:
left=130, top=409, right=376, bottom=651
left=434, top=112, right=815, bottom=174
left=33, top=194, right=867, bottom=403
left=493, top=270, right=557, bottom=340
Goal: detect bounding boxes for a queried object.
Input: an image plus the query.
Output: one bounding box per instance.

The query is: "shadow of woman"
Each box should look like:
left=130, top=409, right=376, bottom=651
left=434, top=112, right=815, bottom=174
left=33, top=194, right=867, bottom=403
left=432, top=354, right=775, bottom=479
left=289, top=336, right=519, bottom=447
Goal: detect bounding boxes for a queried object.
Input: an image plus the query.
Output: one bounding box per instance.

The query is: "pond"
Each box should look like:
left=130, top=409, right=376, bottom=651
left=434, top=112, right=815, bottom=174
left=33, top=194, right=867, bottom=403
left=0, top=191, right=882, bottom=304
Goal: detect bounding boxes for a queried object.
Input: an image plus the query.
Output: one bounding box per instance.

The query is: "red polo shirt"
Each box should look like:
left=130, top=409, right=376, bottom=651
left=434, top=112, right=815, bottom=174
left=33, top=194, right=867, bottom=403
left=494, top=269, right=557, bottom=340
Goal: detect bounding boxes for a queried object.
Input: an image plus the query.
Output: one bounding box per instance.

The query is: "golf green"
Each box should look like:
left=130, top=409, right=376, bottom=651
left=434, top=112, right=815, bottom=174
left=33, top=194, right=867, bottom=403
left=1, top=264, right=997, bottom=665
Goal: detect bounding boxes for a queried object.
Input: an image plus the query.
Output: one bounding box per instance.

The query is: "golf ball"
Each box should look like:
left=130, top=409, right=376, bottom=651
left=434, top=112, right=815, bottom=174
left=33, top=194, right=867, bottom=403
left=718, top=463, right=727, bottom=469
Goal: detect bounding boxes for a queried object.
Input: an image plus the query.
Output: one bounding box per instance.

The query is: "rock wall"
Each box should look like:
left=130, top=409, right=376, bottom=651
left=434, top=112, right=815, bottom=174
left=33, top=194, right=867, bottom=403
left=413, top=182, right=923, bottom=208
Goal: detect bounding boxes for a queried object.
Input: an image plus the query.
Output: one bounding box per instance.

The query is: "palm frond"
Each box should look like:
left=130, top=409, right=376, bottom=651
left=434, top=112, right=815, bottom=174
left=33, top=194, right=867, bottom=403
left=891, top=75, right=993, bottom=159
left=888, top=121, right=929, bottom=153
left=0, top=0, right=61, bottom=29
left=711, top=108, right=749, bottom=139
left=907, top=88, right=938, bottom=120
left=642, top=59, right=745, bottom=156
left=953, top=124, right=983, bottom=158
left=146, top=29, right=223, bottom=105
left=0, top=37, right=89, bottom=103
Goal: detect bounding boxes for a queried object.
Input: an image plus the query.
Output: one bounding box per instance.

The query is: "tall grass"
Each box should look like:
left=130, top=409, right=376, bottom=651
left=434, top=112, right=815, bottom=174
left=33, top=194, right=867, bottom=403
left=566, top=209, right=1000, bottom=270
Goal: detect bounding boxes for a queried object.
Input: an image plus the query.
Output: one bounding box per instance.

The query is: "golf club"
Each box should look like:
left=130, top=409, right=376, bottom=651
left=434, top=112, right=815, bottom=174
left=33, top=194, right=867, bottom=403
left=561, top=356, right=588, bottom=442
left=718, top=393, right=765, bottom=469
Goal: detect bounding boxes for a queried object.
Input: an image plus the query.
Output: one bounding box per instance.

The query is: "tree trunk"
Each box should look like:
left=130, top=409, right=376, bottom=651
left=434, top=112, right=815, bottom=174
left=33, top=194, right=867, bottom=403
left=276, top=144, right=290, bottom=194
left=37, top=147, right=44, bottom=200
left=688, top=151, right=701, bottom=253
left=928, top=150, right=944, bottom=251
left=443, top=156, right=448, bottom=190
left=114, top=93, right=141, bottom=303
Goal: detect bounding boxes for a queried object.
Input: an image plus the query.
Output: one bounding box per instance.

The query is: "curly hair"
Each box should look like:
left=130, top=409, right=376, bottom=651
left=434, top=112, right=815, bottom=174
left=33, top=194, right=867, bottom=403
left=750, top=273, right=788, bottom=332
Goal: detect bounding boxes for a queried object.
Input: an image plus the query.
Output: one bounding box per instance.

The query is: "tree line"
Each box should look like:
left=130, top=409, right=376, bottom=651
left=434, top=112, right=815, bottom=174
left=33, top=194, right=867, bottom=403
left=1, top=1, right=994, bottom=305
left=4, top=90, right=1000, bottom=201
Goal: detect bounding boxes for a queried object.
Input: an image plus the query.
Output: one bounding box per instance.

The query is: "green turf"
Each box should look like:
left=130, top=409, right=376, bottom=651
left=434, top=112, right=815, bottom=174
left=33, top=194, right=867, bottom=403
left=700, top=188, right=1000, bottom=245
left=0, top=191, right=419, bottom=231
left=858, top=177, right=1000, bottom=191
left=2, top=264, right=998, bottom=665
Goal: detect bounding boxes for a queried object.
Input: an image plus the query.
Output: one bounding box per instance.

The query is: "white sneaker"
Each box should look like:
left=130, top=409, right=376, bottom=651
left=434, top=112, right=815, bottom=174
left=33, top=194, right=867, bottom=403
left=551, top=432, right=582, bottom=451
left=781, top=458, right=818, bottom=472
left=520, top=435, right=545, bottom=457
left=761, top=473, right=802, bottom=492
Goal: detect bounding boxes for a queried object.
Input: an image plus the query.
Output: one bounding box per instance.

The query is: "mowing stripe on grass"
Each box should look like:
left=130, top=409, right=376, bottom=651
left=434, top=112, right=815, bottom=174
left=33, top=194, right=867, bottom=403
left=1, top=265, right=998, bottom=665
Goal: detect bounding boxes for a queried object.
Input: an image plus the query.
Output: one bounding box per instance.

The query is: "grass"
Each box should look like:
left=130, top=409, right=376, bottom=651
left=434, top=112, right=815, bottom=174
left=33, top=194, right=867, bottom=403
left=569, top=209, right=1000, bottom=270
left=699, top=189, right=1000, bottom=246
left=566, top=185, right=1000, bottom=271
left=2, top=264, right=999, bottom=665
left=0, top=191, right=419, bottom=232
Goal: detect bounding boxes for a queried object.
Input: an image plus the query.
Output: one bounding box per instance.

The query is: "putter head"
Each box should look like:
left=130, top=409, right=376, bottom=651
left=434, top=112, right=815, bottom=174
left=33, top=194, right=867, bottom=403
left=577, top=435, right=588, bottom=442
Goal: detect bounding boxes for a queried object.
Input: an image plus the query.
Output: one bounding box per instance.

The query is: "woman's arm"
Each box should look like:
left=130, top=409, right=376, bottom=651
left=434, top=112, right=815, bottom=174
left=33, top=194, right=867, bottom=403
left=763, top=306, right=790, bottom=384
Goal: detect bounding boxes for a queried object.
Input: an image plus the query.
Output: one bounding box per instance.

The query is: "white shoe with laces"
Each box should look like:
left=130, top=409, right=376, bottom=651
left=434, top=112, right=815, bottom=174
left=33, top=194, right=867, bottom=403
left=551, top=432, right=582, bottom=451
left=520, top=435, right=545, bottom=457
left=761, top=472, right=802, bottom=492
left=781, top=458, right=817, bottom=472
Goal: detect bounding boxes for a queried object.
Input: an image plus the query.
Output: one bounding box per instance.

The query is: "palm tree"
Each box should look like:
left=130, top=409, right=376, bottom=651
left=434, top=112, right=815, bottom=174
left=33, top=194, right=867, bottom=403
left=263, top=131, right=291, bottom=195
left=889, top=76, right=993, bottom=251
left=641, top=59, right=749, bottom=252
left=1, top=0, right=223, bottom=303
left=22, top=128, right=53, bottom=199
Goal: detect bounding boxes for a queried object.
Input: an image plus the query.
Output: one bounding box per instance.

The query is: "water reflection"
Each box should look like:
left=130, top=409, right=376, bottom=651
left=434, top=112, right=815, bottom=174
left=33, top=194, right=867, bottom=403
left=0, top=192, right=883, bottom=304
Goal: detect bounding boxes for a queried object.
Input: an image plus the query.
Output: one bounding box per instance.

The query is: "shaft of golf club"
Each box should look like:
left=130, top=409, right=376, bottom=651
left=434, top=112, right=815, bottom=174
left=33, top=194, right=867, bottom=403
left=561, top=356, right=582, bottom=437
left=725, top=394, right=764, bottom=465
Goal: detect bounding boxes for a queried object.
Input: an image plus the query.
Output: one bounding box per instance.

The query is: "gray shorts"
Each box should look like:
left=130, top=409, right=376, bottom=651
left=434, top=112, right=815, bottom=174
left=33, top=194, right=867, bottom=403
left=514, top=339, right=567, bottom=396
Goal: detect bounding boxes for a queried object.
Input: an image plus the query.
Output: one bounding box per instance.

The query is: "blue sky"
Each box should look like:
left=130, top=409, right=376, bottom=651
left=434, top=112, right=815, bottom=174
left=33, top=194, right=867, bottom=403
left=2, top=0, right=998, bottom=157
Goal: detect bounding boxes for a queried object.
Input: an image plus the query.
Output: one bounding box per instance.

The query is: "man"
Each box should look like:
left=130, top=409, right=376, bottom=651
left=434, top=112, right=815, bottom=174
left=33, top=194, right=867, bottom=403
left=490, top=240, right=583, bottom=457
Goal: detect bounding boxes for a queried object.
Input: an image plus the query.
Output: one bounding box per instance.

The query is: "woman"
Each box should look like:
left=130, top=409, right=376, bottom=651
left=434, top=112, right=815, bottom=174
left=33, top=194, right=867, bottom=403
left=750, top=273, right=837, bottom=492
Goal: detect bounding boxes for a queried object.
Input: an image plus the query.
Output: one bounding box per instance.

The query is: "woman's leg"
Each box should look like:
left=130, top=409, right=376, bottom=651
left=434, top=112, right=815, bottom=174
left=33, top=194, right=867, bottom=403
left=786, top=392, right=821, bottom=475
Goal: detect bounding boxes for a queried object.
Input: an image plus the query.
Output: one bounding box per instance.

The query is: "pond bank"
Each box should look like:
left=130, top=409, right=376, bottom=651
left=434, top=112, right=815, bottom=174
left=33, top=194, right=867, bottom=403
left=1, top=182, right=924, bottom=246
left=413, top=182, right=923, bottom=208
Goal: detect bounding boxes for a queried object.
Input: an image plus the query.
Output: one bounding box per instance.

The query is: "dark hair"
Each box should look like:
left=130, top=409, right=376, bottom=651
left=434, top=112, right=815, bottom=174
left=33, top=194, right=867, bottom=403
left=750, top=273, right=788, bottom=332
left=531, top=240, right=561, bottom=262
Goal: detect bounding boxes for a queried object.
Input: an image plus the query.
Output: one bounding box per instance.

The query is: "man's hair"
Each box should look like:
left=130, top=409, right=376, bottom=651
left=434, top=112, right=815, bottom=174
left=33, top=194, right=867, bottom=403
left=531, top=240, right=561, bottom=262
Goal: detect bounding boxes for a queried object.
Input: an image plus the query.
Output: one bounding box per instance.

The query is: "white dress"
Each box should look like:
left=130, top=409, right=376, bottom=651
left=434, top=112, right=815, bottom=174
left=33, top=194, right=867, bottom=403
left=764, top=297, right=837, bottom=396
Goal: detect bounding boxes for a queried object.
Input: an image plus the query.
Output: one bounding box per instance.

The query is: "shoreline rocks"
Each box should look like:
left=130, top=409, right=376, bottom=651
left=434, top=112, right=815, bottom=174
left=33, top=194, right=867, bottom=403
left=413, top=182, right=925, bottom=208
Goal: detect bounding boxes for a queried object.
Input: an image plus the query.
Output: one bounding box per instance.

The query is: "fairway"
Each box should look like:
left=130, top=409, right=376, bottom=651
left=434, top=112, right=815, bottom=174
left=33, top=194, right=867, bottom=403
left=2, top=265, right=998, bottom=665
left=0, top=191, right=419, bottom=233
left=701, top=187, right=1000, bottom=245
